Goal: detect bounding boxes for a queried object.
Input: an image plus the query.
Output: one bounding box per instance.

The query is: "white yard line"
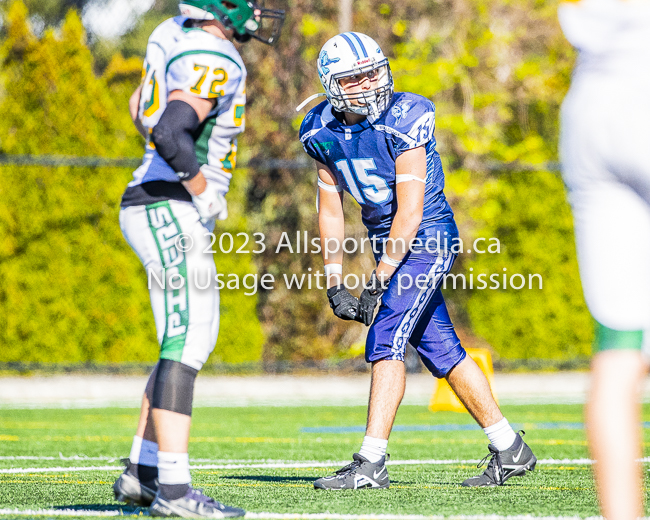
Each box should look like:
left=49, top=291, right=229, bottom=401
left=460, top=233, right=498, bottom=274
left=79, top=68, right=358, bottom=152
left=0, top=509, right=122, bottom=517
left=8, top=457, right=650, bottom=474
left=0, top=456, right=118, bottom=461
left=0, top=456, right=301, bottom=463
left=0, top=465, right=122, bottom=474
left=0, top=510, right=614, bottom=519
left=5, top=455, right=650, bottom=474
left=246, top=515, right=608, bottom=520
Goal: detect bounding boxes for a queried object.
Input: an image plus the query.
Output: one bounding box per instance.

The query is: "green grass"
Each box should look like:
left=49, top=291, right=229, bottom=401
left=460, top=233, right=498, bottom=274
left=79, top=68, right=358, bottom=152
left=1, top=403, right=650, bottom=518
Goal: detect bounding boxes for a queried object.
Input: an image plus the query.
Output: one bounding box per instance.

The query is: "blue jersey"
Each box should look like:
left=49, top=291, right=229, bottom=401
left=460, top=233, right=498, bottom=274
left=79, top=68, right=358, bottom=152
left=299, top=92, right=458, bottom=249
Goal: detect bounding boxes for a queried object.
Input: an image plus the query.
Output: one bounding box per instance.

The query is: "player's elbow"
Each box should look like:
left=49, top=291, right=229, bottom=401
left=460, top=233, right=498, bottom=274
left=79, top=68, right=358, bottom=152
left=129, top=87, right=141, bottom=122
left=151, top=121, right=178, bottom=162
left=319, top=212, right=345, bottom=232
left=151, top=100, right=202, bottom=179
left=408, top=217, right=423, bottom=236
left=397, top=206, right=423, bottom=227
left=395, top=211, right=423, bottom=238
left=151, top=100, right=199, bottom=162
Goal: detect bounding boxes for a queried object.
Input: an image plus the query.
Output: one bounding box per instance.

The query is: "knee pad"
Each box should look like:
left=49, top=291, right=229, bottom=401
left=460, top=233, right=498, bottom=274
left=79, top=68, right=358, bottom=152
left=152, top=359, right=198, bottom=416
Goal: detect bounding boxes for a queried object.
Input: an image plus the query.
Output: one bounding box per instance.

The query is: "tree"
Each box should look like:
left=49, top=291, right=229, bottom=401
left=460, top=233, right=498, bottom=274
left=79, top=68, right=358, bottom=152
left=237, top=0, right=591, bottom=364
left=0, top=1, right=264, bottom=366
left=0, top=0, right=591, bottom=367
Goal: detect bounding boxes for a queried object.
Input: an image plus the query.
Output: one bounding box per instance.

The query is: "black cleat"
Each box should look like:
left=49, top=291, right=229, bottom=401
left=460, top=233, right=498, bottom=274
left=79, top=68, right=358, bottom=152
left=150, top=486, right=245, bottom=518
left=314, top=453, right=389, bottom=490
left=113, top=459, right=157, bottom=506
left=462, top=431, right=536, bottom=487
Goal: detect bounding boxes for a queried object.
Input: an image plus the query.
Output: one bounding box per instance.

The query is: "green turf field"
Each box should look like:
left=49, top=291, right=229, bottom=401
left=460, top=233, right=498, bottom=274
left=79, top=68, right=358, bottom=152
left=1, top=403, right=649, bottom=519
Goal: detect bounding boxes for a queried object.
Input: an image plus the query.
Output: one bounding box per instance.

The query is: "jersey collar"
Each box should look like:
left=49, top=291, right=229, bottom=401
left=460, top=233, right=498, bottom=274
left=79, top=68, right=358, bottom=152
left=325, top=104, right=372, bottom=134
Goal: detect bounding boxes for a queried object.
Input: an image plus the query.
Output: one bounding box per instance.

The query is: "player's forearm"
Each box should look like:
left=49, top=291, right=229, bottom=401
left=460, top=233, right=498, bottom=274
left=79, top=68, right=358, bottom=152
left=319, top=213, right=345, bottom=287
left=129, top=86, right=147, bottom=139
left=376, top=210, right=422, bottom=280
left=133, top=118, right=147, bottom=140
left=181, top=172, right=207, bottom=196
left=387, top=209, right=422, bottom=256
left=134, top=120, right=147, bottom=139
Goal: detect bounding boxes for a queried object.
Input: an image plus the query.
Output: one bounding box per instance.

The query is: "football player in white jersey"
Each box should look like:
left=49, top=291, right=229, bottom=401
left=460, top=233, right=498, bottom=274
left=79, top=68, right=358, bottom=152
left=559, top=0, right=650, bottom=518
left=113, top=1, right=283, bottom=517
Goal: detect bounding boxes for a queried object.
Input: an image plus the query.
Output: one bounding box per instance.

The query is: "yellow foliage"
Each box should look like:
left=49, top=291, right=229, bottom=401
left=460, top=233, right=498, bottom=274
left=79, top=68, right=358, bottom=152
left=0, top=1, right=264, bottom=365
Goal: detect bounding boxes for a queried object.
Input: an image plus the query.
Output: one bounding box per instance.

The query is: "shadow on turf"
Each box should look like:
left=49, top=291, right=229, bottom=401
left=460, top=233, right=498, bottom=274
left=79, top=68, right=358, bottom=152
left=53, top=504, right=147, bottom=515
left=221, top=475, right=410, bottom=486
left=222, top=475, right=315, bottom=484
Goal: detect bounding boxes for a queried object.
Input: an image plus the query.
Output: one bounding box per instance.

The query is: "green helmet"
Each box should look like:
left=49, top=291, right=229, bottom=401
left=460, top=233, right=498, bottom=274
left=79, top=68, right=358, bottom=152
left=179, top=0, right=284, bottom=45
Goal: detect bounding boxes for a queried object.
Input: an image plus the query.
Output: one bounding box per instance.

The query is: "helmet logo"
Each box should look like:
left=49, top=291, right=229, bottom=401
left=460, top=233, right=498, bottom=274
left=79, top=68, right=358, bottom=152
left=318, top=51, right=340, bottom=76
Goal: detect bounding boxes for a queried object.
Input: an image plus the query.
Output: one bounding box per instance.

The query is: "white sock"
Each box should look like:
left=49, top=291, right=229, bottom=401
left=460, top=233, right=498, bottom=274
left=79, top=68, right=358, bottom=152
left=358, top=436, right=388, bottom=463
left=483, top=418, right=517, bottom=452
left=129, top=436, right=143, bottom=464
left=129, top=436, right=159, bottom=467
left=157, top=452, right=191, bottom=485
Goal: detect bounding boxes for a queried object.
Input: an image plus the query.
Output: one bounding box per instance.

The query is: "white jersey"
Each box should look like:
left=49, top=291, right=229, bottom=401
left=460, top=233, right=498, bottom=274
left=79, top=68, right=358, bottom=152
left=129, top=16, right=247, bottom=195
left=558, top=0, right=650, bottom=78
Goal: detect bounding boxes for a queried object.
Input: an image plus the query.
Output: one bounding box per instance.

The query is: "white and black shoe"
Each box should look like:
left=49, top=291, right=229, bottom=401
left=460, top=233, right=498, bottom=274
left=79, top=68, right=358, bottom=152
left=314, top=453, right=389, bottom=490
left=113, top=459, right=157, bottom=506
left=462, top=431, right=536, bottom=487
left=150, top=486, right=245, bottom=518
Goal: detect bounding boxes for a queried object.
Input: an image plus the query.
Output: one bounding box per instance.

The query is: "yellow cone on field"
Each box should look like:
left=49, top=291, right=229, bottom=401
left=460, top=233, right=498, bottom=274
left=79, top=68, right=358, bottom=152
left=429, top=348, right=498, bottom=412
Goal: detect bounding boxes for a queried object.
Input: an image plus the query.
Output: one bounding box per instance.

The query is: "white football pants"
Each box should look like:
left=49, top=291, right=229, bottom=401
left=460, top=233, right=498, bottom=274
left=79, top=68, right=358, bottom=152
left=560, top=71, right=650, bottom=352
left=119, top=200, right=219, bottom=370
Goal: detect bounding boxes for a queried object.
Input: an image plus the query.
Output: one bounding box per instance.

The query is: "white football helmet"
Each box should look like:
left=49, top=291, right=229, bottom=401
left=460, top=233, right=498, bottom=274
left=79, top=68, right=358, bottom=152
left=317, top=32, right=393, bottom=120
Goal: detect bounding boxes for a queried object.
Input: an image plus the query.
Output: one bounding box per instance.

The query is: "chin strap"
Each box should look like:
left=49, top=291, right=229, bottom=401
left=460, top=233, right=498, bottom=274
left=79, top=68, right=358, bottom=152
left=296, top=93, right=327, bottom=112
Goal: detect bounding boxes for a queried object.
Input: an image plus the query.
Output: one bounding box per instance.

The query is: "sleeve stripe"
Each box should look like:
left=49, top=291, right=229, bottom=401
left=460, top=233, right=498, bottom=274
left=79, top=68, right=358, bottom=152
left=166, top=50, right=242, bottom=73
left=373, top=124, right=415, bottom=144
left=300, top=126, right=326, bottom=143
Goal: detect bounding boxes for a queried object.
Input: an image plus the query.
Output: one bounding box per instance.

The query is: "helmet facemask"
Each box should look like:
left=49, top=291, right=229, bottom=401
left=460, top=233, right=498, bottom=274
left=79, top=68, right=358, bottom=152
left=179, top=0, right=284, bottom=45
left=245, top=1, right=285, bottom=45
left=328, top=61, right=393, bottom=120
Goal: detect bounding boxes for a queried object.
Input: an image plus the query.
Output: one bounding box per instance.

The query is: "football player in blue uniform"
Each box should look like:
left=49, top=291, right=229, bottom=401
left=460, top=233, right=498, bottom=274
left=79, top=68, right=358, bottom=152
left=299, top=32, right=536, bottom=488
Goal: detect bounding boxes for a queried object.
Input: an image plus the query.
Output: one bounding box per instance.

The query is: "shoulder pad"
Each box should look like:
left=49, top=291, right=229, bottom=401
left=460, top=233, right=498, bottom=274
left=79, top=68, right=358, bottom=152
left=376, top=93, right=436, bottom=150
left=386, top=93, right=434, bottom=132
left=147, top=18, right=179, bottom=51
left=299, top=101, right=329, bottom=144
left=168, top=28, right=245, bottom=70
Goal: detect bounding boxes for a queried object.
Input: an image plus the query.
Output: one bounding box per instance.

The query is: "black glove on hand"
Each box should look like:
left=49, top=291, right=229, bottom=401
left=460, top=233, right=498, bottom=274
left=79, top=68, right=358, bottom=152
left=327, top=284, right=360, bottom=321
left=356, top=270, right=391, bottom=326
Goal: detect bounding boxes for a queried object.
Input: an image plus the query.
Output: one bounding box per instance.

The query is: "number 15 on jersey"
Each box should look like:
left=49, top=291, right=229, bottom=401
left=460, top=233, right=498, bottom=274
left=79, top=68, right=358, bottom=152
left=335, top=158, right=391, bottom=205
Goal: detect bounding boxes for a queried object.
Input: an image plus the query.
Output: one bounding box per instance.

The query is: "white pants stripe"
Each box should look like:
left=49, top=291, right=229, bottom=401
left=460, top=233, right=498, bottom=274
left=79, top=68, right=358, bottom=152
left=391, top=254, right=451, bottom=359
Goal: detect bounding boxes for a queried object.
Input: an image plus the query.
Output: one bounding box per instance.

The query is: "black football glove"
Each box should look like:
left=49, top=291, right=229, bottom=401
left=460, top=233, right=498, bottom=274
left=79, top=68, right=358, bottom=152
left=356, top=270, right=391, bottom=326
left=327, top=284, right=360, bottom=321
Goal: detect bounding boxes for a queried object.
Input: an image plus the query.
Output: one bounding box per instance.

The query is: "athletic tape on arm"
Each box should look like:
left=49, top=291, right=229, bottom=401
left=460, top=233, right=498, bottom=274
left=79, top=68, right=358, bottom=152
left=395, top=174, right=426, bottom=184
left=381, top=253, right=401, bottom=268
left=318, top=178, right=343, bottom=192
left=324, top=263, right=343, bottom=276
